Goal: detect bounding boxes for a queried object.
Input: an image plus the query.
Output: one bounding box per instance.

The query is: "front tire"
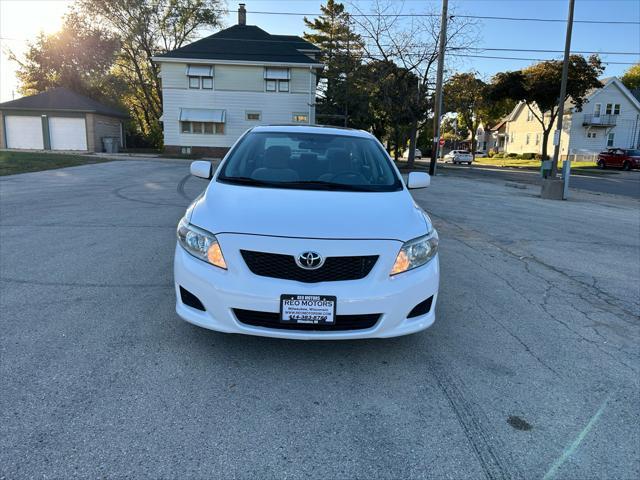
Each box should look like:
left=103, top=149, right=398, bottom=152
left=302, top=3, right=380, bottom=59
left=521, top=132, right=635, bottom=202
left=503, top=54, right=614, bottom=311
left=622, top=161, right=631, bottom=171
left=597, top=159, right=605, bottom=169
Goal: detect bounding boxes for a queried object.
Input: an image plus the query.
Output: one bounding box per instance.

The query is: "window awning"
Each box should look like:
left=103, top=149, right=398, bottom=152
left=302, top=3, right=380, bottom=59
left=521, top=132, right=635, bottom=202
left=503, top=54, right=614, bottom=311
left=186, top=65, right=214, bottom=77
left=264, top=67, right=290, bottom=80
left=180, top=108, right=226, bottom=123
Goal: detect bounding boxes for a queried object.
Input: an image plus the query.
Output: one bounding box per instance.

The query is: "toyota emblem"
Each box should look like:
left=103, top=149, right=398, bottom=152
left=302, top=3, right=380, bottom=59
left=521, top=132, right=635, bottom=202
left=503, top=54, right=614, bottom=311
left=296, top=251, right=324, bottom=270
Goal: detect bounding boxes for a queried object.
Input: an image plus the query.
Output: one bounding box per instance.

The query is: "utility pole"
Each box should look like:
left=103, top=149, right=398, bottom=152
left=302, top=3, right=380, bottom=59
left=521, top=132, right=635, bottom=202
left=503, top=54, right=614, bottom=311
left=344, top=13, right=350, bottom=128
left=430, top=0, right=448, bottom=176
left=542, top=0, right=575, bottom=199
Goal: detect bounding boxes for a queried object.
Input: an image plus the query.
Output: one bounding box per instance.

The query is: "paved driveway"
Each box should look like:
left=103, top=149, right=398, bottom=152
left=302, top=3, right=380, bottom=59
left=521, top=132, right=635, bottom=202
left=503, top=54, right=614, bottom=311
left=1, top=161, right=638, bottom=479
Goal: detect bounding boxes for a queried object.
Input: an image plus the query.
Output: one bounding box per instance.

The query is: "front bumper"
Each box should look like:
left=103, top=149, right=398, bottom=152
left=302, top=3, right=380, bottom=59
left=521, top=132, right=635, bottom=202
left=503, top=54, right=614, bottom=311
left=173, top=234, right=439, bottom=340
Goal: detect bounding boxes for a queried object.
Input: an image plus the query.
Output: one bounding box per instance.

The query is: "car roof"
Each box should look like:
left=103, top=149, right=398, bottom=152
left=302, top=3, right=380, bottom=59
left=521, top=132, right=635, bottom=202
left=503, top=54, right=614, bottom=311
left=250, top=124, right=374, bottom=139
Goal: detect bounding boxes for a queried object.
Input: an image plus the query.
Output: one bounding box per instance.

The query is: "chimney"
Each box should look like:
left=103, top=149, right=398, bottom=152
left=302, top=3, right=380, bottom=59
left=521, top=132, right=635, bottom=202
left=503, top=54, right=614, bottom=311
left=238, top=3, right=246, bottom=26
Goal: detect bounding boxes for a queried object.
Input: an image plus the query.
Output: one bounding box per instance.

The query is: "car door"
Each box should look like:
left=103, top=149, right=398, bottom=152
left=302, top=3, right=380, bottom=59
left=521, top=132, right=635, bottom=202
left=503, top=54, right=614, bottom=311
left=602, top=149, right=615, bottom=166
left=613, top=149, right=625, bottom=167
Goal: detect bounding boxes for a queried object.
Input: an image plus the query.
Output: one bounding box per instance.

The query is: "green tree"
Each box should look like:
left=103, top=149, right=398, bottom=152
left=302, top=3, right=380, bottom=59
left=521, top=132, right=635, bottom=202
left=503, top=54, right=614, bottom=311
left=304, top=0, right=364, bottom=127
left=621, top=64, right=640, bottom=92
left=11, top=13, right=122, bottom=104
left=443, top=73, right=488, bottom=159
left=489, top=55, right=604, bottom=161
left=363, top=60, right=425, bottom=159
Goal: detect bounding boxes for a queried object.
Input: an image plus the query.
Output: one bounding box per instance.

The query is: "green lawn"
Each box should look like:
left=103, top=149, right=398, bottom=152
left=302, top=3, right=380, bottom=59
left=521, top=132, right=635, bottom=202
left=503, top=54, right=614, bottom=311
left=0, top=151, right=113, bottom=176
left=473, top=157, right=598, bottom=170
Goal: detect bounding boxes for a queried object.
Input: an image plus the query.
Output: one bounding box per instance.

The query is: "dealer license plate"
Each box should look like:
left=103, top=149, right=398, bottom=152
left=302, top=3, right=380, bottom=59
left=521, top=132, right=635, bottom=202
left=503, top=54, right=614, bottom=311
left=280, top=294, right=336, bottom=325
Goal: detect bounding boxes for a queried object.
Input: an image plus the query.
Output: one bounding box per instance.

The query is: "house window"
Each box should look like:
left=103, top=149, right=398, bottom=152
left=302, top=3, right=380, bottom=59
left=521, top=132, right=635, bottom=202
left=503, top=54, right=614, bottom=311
left=607, top=132, right=615, bottom=147
left=186, top=65, right=214, bottom=89
left=192, top=122, right=203, bottom=134
left=278, top=80, right=289, bottom=92
left=535, top=133, right=540, bottom=145
left=180, top=121, right=224, bottom=134
left=606, top=103, right=621, bottom=115
left=202, top=77, right=213, bottom=89
left=292, top=113, right=309, bottom=123
left=527, top=109, right=533, bottom=121
left=587, top=132, right=597, bottom=139
left=264, top=67, right=290, bottom=93
left=593, top=103, right=601, bottom=117
left=525, top=133, right=530, bottom=145
left=246, top=111, right=262, bottom=121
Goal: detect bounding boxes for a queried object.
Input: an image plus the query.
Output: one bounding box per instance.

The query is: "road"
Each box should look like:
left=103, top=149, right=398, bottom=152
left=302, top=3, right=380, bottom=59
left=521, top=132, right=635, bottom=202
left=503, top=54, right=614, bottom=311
left=421, top=161, right=640, bottom=199
left=1, top=160, right=638, bottom=479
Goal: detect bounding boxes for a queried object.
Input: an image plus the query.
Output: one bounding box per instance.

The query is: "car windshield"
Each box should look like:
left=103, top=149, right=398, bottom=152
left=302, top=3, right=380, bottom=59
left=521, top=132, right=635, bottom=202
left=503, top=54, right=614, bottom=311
left=627, top=149, right=640, bottom=156
left=217, top=131, right=402, bottom=192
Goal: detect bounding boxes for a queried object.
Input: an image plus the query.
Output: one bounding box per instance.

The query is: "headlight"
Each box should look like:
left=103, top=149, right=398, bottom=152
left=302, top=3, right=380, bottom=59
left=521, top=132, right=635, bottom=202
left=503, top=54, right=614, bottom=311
left=177, top=217, right=227, bottom=269
left=390, top=230, right=438, bottom=275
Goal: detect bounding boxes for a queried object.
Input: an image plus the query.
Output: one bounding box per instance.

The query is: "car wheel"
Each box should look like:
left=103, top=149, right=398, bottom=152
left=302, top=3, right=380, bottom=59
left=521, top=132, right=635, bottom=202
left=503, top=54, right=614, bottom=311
left=622, top=161, right=631, bottom=171
left=597, top=159, right=605, bottom=169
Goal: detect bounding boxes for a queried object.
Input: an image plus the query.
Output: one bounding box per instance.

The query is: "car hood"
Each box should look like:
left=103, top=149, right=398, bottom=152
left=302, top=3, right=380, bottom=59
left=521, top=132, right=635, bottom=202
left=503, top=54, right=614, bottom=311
left=188, top=182, right=429, bottom=241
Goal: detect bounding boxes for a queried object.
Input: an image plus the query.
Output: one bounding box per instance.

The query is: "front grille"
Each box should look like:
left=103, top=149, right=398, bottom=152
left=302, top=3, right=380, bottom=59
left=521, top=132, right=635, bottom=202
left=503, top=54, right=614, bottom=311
left=234, top=309, right=381, bottom=331
left=240, top=250, right=378, bottom=283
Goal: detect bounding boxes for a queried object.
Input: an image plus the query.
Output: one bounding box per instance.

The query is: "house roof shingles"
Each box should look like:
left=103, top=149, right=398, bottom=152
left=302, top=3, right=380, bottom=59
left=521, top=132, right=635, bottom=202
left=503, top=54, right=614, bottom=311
left=0, top=87, right=128, bottom=118
left=155, top=25, right=321, bottom=64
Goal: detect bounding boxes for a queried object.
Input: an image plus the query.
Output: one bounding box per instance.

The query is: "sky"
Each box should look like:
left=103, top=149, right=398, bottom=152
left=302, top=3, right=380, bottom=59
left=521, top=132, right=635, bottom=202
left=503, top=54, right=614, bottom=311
left=1, top=0, right=639, bottom=102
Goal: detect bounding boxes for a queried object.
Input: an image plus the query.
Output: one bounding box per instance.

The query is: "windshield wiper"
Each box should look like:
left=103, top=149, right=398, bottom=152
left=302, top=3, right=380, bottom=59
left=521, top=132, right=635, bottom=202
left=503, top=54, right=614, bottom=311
left=277, top=180, right=376, bottom=191
left=217, top=176, right=280, bottom=187
left=218, top=177, right=376, bottom=191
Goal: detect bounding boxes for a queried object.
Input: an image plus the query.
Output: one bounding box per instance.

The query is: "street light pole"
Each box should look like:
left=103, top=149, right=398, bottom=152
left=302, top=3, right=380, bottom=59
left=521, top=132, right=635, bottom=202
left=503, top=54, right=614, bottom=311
left=430, top=0, right=448, bottom=176
left=549, top=0, right=575, bottom=178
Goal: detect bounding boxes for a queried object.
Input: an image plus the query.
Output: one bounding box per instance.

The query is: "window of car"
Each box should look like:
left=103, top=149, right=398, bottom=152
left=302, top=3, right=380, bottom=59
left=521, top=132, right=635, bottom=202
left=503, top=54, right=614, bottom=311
left=218, top=131, right=403, bottom=192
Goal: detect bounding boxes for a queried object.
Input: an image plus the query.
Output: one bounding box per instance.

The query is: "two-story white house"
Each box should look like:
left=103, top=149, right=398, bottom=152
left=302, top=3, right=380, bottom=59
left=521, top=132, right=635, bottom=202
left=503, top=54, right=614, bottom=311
left=494, top=77, right=640, bottom=160
left=152, top=4, right=323, bottom=157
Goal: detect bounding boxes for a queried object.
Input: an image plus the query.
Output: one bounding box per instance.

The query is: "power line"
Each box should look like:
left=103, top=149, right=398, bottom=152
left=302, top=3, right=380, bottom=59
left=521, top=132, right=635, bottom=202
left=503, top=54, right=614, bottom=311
left=226, top=9, right=640, bottom=25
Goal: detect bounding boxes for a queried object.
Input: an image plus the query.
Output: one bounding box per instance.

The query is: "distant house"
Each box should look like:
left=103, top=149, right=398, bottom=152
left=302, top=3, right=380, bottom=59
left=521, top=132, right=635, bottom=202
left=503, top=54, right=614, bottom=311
left=0, top=87, right=128, bottom=152
left=490, top=77, right=640, bottom=159
left=152, top=3, right=323, bottom=157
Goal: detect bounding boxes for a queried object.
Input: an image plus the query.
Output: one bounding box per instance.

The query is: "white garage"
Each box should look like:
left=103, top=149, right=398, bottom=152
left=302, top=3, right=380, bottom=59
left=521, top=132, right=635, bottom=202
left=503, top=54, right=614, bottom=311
left=48, top=117, right=87, bottom=151
left=0, top=87, right=127, bottom=152
left=4, top=116, right=44, bottom=150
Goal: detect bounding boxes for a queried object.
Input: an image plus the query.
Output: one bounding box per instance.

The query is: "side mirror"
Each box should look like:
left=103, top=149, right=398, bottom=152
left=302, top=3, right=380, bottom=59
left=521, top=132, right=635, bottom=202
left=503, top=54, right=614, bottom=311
left=190, top=160, right=212, bottom=179
left=407, top=171, right=430, bottom=189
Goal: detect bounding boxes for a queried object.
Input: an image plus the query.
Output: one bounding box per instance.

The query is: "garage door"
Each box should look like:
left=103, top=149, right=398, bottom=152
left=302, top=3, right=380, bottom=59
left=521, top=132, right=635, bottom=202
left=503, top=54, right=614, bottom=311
left=49, top=117, right=87, bottom=151
left=5, top=116, right=44, bottom=149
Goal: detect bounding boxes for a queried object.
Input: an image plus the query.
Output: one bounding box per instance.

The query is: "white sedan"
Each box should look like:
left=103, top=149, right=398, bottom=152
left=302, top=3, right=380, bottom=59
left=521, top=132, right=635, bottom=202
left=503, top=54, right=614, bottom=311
left=445, top=150, right=473, bottom=164
left=174, top=125, right=440, bottom=340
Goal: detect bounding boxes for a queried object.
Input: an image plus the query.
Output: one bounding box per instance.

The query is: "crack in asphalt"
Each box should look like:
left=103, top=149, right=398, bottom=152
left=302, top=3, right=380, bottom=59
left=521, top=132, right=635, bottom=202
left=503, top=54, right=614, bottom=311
left=429, top=212, right=639, bottom=375
left=427, top=360, right=523, bottom=480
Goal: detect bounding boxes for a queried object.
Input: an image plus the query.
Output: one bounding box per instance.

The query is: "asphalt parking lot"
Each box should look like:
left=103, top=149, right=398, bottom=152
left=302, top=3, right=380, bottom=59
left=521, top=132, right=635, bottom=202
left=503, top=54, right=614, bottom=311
left=1, top=160, right=638, bottom=479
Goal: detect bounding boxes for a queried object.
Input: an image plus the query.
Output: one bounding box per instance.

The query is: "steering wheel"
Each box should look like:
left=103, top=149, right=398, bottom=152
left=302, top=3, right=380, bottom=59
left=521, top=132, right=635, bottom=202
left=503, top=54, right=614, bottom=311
left=329, top=172, right=370, bottom=184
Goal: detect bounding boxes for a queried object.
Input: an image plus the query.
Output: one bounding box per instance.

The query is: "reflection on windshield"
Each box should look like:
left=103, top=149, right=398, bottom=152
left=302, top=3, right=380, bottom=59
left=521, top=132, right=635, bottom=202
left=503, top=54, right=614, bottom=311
left=218, top=132, right=402, bottom=192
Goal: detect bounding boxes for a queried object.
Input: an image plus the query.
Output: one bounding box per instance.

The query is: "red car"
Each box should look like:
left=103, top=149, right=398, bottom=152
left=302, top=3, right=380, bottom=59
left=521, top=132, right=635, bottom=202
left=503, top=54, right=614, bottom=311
left=597, top=148, right=640, bottom=170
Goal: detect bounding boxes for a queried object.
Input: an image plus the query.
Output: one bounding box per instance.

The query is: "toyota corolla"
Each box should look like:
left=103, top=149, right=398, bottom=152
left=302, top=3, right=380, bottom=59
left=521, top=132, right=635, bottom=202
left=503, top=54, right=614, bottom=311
left=174, top=125, right=439, bottom=339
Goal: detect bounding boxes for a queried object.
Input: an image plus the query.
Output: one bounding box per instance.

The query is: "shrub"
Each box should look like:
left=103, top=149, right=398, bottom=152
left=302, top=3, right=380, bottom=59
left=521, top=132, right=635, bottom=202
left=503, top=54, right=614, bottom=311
left=507, top=153, right=518, bottom=158
left=488, top=148, right=497, bottom=158
left=493, top=153, right=504, bottom=158
left=521, top=152, right=535, bottom=160
left=534, top=153, right=543, bottom=160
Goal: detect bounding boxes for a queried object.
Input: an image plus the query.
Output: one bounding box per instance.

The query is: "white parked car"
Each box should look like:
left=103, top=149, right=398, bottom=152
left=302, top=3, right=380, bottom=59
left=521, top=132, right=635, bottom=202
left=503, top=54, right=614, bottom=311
left=474, top=151, right=487, bottom=158
left=445, top=150, right=473, bottom=164
left=402, top=148, right=422, bottom=160
left=175, top=125, right=440, bottom=340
